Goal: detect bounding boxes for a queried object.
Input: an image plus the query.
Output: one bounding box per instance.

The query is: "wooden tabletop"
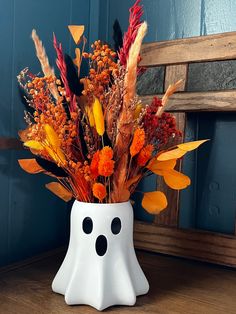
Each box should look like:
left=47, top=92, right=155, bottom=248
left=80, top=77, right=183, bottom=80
left=0, top=250, right=235, bottom=314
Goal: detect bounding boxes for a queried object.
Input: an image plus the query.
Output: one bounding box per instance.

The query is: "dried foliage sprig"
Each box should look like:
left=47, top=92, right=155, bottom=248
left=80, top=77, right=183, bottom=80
left=17, top=1, right=208, bottom=214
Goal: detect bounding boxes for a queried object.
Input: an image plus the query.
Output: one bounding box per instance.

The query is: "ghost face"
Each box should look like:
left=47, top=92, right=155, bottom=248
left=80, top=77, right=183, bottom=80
left=82, top=215, right=122, bottom=257
left=52, top=201, right=149, bottom=311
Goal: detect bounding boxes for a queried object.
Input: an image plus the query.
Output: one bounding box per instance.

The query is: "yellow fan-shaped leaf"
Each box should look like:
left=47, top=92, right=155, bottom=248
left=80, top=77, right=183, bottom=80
left=163, top=170, right=191, bottom=190
left=177, top=139, right=209, bottom=152
left=157, top=148, right=187, bottom=161
left=46, top=182, right=72, bottom=202
left=147, top=158, right=177, bottom=175
left=24, top=140, right=44, bottom=150
left=142, top=191, right=168, bottom=214
left=44, top=124, right=60, bottom=148
left=92, top=97, right=105, bottom=136
left=68, top=25, right=84, bottom=44
left=18, top=159, right=43, bottom=174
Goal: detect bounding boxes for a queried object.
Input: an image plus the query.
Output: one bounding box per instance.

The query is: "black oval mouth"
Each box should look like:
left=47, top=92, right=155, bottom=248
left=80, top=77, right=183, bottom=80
left=95, top=235, right=107, bottom=256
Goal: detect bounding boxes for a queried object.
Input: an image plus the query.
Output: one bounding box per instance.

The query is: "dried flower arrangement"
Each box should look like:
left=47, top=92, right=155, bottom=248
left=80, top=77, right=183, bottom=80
left=17, top=0, right=207, bottom=214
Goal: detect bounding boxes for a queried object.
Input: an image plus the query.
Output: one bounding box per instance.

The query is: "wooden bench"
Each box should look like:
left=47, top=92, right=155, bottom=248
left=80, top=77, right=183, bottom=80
left=134, top=31, right=236, bottom=267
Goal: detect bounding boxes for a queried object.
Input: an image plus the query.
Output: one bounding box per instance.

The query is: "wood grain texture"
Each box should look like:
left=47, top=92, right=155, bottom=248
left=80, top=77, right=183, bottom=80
left=164, top=64, right=188, bottom=91
left=1, top=250, right=236, bottom=314
left=134, top=221, right=236, bottom=267
left=140, top=31, right=236, bottom=67
left=141, top=90, right=236, bottom=112
left=155, top=65, right=186, bottom=226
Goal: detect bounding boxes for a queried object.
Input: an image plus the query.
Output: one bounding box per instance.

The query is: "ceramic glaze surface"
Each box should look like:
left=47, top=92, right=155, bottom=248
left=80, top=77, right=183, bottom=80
left=52, top=201, right=149, bottom=311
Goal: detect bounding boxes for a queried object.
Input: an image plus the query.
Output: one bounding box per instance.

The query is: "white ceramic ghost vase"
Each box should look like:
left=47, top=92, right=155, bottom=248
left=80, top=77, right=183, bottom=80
left=52, top=200, right=149, bottom=311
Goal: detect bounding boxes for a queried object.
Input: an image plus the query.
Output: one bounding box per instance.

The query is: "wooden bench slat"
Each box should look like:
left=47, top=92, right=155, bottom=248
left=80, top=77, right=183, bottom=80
left=0, top=138, right=23, bottom=150
left=154, top=64, right=187, bottom=227
left=141, top=90, right=236, bottom=112
left=140, top=31, right=236, bottom=67
left=134, top=221, right=236, bottom=267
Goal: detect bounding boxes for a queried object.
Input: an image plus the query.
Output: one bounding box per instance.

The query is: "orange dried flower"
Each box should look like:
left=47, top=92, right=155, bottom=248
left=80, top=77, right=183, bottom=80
left=100, top=146, right=113, bottom=159
left=98, top=146, right=114, bottom=177
left=98, top=159, right=114, bottom=177
left=130, top=128, right=145, bottom=157
left=92, top=182, right=107, bottom=201
left=137, top=144, right=154, bottom=166
left=90, top=151, right=100, bottom=179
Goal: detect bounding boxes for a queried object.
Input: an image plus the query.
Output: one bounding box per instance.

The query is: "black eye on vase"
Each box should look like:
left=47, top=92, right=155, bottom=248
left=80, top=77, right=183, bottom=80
left=82, top=217, right=93, bottom=234
left=111, top=217, right=121, bottom=235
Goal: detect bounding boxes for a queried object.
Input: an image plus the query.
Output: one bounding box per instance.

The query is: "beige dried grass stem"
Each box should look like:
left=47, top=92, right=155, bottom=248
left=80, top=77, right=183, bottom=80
left=124, top=21, right=147, bottom=106
left=156, top=79, right=183, bottom=117
left=31, top=29, right=59, bottom=100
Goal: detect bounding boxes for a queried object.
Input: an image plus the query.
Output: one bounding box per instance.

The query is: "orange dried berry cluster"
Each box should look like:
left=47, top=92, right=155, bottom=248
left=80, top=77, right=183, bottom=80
left=82, top=40, right=118, bottom=101
left=28, top=102, right=79, bottom=159
left=27, top=76, right=56, bottom=110
left=69, top=160, right=92, bottom=183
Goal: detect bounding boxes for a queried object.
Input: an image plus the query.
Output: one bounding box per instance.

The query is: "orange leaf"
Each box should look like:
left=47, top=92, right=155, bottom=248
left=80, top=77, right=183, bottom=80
left=119, top=188, right=131, bottom=202
left=163, top=170, right=191, bottom=190
left=125, top=174, right=141, bottom=188
left=147, top=158, right=176, bottom=175
left=18, top=129, right=29, bottom=142
left=157, top=148, right=187, bottom=161
left=142, top=191, right=167, bottom=214
left=18, top=159, right=44, bottom=174
left=177, top=139, right=209, bottom=151
left=68, top=25, right=84, bottom=44
left=45, top=182, right=72, bottom=202
left=73, top=48, right=81, bottom=69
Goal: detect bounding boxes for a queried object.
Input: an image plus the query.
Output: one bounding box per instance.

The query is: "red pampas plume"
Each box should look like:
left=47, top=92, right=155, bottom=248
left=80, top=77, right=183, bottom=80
left=119, top=0, right=143, bottom=68
left=53, top=34, right=76, bottom=111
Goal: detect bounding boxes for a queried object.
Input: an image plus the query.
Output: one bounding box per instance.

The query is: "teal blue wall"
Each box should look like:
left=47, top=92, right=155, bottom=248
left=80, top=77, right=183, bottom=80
left=0, top=0, right=92, bottom=267
left=98, top=0, right=236, bottom=233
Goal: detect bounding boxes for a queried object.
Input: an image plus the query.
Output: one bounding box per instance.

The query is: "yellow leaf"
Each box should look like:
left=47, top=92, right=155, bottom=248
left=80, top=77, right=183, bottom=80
left=68, top=25, right=84, bottom=44
left=44, top=124, right=60, bottom=148
left=134, top=103, right=143, bottom=119
left=92, top=97, right=105, bottom=136
left=24, top=140, right=44, bottom=150
left=18, top=159, right=43, bottom=174
left=157, top=148, right=187, bottom=161
left=177, top=139, right=209, bottom=151
left=147, top=158, right=176, bottom=175
left=85, top=105, right=95, bottom=127
left=45, top=146, right=66, bottom=165
left=142, top=191, right=168, bottom=214
left=163, top=170, right=191, bottom=190
left=46, top=182, right=72, bottom=202
left=125, top=174, right=141, bottom=188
